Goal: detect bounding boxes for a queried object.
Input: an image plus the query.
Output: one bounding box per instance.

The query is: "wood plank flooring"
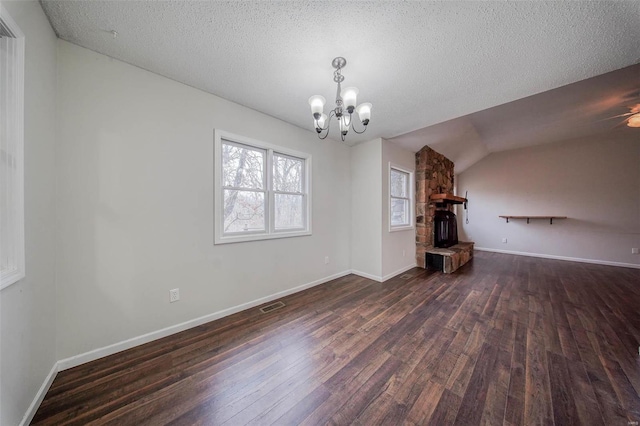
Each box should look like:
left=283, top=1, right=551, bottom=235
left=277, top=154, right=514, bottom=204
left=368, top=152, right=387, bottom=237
left=32, top=252, right=640, bottom=425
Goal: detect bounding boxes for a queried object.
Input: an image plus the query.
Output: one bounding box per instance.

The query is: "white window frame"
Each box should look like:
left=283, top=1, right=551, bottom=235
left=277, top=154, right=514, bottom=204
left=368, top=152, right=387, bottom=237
left=0, top=6, right=25, bottom=290
left=271, top=151, right=308, bottom=233
left=214, top=130, right=312, bottom=244
left=219, top=139, right=268, bottom=237
left=389, top=163, right=414, bottom=232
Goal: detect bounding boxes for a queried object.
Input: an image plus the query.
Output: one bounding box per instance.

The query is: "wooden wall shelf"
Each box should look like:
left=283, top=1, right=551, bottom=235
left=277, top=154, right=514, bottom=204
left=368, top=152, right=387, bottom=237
left=499, top=215, right=567, bottom=225
left=430, top=193, right=467, bottom=205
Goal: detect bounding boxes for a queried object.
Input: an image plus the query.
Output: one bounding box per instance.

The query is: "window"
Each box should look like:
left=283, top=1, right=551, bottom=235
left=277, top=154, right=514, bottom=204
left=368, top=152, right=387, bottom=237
left=1, top=7, right=25, bottom=289
left=389, top=164, right=414, bottom=231
left=214, top=130, right=311, bottom=244
left=221, top=141, right=267, bottom=234
left=273, top=153, right=305, bottom=230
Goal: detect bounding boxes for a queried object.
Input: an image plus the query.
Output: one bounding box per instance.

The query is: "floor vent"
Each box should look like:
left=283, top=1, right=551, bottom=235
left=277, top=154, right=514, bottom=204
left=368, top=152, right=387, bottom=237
left=400, top=274, right=413, bottom=280
left=259, top=301, right=286, bottom=314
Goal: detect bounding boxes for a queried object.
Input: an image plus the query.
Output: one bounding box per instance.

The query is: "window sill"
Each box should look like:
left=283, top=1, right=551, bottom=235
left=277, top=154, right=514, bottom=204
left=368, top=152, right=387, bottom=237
left=214, top=230, right=312, bottom=245
left=389, top=225, right=414, bottom=233
left=1, top=269, right=25, bottom=290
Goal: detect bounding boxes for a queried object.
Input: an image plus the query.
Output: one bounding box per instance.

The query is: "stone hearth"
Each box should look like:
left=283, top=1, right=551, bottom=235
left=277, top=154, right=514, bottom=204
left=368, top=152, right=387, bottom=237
left=426, top=242, right=474, bottom=274
left=415, top=145, right=473, bottom=273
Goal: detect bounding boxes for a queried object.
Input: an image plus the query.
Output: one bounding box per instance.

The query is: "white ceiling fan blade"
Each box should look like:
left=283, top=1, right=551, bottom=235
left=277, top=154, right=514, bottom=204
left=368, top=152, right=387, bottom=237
left=595, top=112, right=634, bottom=122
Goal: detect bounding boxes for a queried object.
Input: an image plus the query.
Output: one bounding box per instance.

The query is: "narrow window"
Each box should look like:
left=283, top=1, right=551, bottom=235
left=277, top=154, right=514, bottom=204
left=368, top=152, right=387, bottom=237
left=0, top=7, right=25, bottom=289
left=389, top=165, right=414, bottom=231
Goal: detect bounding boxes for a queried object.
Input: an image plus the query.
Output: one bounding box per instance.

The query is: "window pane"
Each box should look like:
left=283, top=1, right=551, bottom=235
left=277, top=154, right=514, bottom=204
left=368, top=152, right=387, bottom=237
left=273, top=154, right=303, bottom=193
left=390, top=169, right=408, bottom=198
left=222, top=142, right=265, bottom=189
left=275, top=193, right=304, bottom=230
left=223, top=190, right=265, bottom=233
left=390, top=198, right=409, bottom=226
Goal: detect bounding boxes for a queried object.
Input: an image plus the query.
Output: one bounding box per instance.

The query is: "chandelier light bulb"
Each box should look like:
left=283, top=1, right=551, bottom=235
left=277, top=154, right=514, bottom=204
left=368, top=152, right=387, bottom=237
left=339, top=115, right=350, bottom=135
left=356, top=103, right=372, bottom=125
left=627, top=113, right=640, bottom=128
left=308, top=95, right=326, bottom=119
left=315, top=113, right=328, bottom=132
left=341, top=87, right=359, bottom=113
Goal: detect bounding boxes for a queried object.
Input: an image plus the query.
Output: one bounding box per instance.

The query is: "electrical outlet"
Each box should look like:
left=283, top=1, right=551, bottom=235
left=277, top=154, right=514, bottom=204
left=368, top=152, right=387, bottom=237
left=324, top=256, right=329, bottom=264
left=169, top=288, right=180, bottom=303
left=502, top=238, right=508, bottom=243
left=632, top=248, right=639, bottom=254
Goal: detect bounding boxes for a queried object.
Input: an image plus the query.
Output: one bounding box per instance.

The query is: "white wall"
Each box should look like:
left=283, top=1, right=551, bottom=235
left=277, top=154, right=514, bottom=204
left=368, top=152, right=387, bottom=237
left=0, top=1, right=58, bottom=425
left=457, top=131, right=640, bottom=267
left=350, top=138, right=382, bottom=279
left=349, top=138, right=417, bottom=281
left=55, top=41, right=352, bottom=360
left=381, top=140, right=417, bottom=279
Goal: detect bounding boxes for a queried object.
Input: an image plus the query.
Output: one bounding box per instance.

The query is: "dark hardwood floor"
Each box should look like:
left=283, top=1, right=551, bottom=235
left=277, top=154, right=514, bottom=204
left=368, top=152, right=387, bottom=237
left=32, top=252, right=640, bottom=425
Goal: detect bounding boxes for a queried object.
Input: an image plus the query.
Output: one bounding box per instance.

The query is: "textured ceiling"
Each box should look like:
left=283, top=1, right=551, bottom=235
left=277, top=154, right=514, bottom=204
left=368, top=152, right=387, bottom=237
left=41, top=1, right=640, bottom=161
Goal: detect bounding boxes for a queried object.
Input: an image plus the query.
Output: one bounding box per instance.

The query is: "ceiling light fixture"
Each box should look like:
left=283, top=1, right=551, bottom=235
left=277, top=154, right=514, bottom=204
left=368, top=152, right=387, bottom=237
left=309, top=57, right=372, bottom=142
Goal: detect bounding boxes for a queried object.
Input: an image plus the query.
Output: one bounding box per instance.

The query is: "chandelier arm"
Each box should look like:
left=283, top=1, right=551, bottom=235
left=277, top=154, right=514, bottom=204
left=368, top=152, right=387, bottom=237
left=316, top=110, right=336, bottom=140
left=314, top=109, right=335, bottom=132
left=350, top=113, right=369, bottom=134
left=317, top=130, right=331, bottom=140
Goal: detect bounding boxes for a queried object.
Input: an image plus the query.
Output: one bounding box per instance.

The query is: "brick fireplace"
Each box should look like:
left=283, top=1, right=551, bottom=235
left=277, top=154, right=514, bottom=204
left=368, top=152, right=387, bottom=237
left=415, top=145, right=473, bottom=273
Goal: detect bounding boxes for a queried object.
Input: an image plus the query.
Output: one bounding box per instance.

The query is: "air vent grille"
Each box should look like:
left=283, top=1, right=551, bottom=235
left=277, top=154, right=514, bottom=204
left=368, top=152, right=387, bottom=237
left=259, top=301, right=285, bottom=314
left=400, top=274, right=413, bottom=280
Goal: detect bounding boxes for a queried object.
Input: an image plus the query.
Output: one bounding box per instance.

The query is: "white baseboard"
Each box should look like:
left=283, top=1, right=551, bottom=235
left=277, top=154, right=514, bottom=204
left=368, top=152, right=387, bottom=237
left=57, top=269, right=351, bottom=371
left=20, top=362, right=59, bottom=426
left=475, top=247, right=640, bottom=269
left=350, top=264, right=418, bottom=283
left=350, top=269, right=383, bottom=282
left=381, top=263, right=419, bottom=282
left=22, top=251, right=637, bottom=423
left=22, top=265, right=413, bottom=423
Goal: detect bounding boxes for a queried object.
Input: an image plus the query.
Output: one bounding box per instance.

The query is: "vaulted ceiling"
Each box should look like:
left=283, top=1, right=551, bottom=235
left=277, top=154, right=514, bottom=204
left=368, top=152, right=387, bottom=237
left=42, top=1, right=640, bottom=170
left=389, top=64, right=640, bottom=171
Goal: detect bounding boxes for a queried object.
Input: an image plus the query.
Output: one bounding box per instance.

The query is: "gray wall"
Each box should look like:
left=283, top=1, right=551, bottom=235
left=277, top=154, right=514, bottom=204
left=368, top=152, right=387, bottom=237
left=350, top=138, right=383, bottom=279
left=55, top=41, right=352, bottom=360
left=381, top=139, right=416, bottom=279
left=0, top=1, right=57, bottom=424
left=457, top=131, right=640, bottom=266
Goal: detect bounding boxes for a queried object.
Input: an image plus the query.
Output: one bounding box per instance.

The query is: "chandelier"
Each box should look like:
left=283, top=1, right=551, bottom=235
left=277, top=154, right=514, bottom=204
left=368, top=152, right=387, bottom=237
left=308, top=57, right=372, bottom=141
